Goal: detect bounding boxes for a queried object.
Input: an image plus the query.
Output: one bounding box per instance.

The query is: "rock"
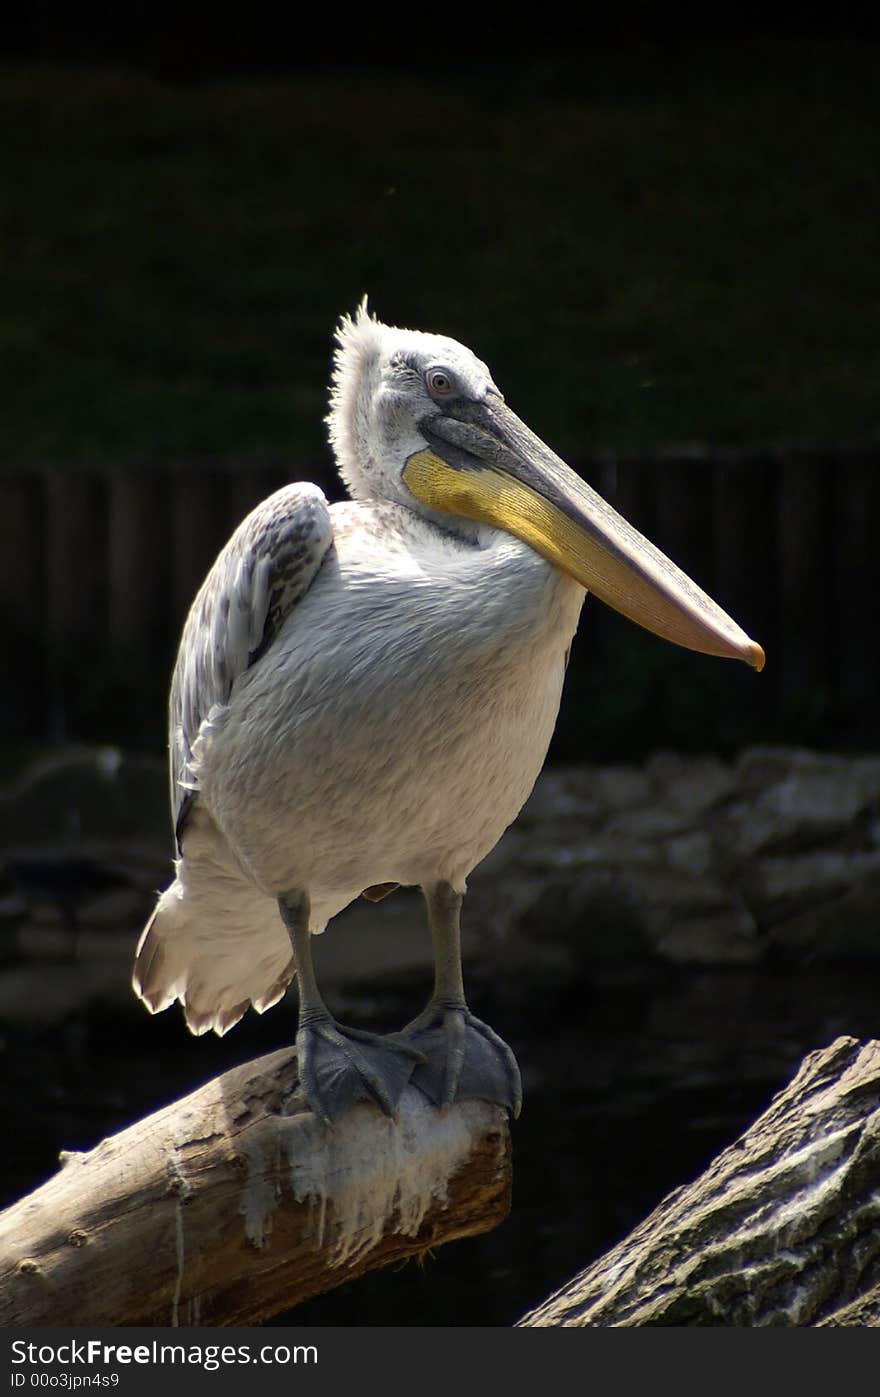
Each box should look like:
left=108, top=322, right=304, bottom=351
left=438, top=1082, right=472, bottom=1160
left=0, top=747, right=168, bottom=854
left=718, top=758, right=880, bottom=859
left=517, top=769, right=606, bottom=827
left=767, top=867, right=880, bottom=960
left=593, top=766, right=653, bottom=811
left=647, top=752, right=737, bottom=817
left=663, top=831, right=715, bottom=877
left=735, top=747, right=880, bottom=804
left=653, top=910, right=760, bottom=966
left=1, top=743, right=877, bottom=1005
left=748, top=850, right=880, bottom=925
left=520, top=832, right=662, bottom=873
left=606, top=805, right=694, bottom=840
left=468, top=746, right=878, bottom=966
left=728, top=748, right=880, bottom=845
left=622, top=867, right=760, bottom=965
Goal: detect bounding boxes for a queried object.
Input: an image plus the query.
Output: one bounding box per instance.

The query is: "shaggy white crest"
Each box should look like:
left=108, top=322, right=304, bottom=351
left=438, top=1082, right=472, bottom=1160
left=326, top=298, right=498, bottom=508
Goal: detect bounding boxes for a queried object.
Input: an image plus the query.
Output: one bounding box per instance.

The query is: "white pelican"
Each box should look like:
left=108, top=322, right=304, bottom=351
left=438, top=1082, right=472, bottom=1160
left=133, top=303, right=764, bottom=1124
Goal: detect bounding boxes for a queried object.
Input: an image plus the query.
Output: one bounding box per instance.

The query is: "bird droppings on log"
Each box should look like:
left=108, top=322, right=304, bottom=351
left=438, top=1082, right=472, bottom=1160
left=282, top=1091, right=499, bottom=1268
left=234, top=1088, right=507, bottom=1266
left=164, top=1143, right=194, bottom=1201
left=238, top=1131, right=282, bottom=1250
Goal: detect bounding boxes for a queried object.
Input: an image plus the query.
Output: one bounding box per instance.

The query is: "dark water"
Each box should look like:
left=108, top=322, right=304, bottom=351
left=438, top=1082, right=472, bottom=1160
left=2, top=949, right=876, bottom=1326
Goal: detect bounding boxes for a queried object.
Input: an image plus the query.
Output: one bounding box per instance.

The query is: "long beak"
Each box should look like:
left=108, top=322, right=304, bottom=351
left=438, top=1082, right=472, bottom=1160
left=402, top=393, right=765, bottom=670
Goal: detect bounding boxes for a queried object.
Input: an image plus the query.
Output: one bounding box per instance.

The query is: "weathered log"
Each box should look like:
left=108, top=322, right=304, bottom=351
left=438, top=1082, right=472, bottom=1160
left=519, top=1036, right=880, bottom=1327
left=0, top=1048, right=511, bottom=1326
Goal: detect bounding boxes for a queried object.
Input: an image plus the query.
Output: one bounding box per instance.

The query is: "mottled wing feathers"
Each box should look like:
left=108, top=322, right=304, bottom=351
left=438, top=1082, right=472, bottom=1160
left=170, top=483, right=333, bottom=847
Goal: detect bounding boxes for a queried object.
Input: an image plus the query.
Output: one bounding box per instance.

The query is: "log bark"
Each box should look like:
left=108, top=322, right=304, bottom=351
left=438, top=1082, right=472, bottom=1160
left=0, top=1048, right=511, bottom=1326
left=519, top=1036, right=880, bottom=1326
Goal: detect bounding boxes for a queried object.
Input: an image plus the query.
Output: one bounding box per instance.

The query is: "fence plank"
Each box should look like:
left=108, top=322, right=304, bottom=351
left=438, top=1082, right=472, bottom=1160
left=611, top=454, right=655, bottom=539
left=108, top=468, right=172, bottom=655
left=833, top=448, right=880, bottom=725
left=0, top=474, right=46, bottom=733
left=576, top=454, right=619, bottom=669
left=169, top=465, right=230, bottom=634
left=590, top=454, right=658, bottom=671
left=775, top=452, right=831, bottom=716
left=44, top=469, right=108, bottom=739
left=653, top=453, right=714, bottom=593
left=713, top=452, right=776, bottom=651
left=1, top=447, right=877, bottom=747
left=227, top=464, right=290, bottom=535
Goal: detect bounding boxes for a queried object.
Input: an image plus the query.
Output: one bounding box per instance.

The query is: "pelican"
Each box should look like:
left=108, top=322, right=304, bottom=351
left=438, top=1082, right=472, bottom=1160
left=133, top=303, right=764, bottom=1124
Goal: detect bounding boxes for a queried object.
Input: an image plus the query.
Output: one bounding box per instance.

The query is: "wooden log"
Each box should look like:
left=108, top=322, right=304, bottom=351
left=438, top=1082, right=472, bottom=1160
left=518, top=1036, right=880, bottom=1327
left=0, top=1049, right=511, bottom=1327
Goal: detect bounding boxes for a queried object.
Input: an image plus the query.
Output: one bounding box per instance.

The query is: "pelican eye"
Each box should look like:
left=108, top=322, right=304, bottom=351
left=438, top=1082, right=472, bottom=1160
left=426, top=367, right=456, bottom=397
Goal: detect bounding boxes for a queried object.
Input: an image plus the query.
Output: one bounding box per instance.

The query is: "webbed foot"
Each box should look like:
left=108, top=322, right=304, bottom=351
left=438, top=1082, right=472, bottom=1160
left=403, top=1004, right=522, bottom=1118
left=292, top=1015, right=425, bottom=1125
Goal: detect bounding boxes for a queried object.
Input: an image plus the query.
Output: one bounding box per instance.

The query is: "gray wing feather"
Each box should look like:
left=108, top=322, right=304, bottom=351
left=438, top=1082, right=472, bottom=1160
left=170, top=482, right=333, bottom=848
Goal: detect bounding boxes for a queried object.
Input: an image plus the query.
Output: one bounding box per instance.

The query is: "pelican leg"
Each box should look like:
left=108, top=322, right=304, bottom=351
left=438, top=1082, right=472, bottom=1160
left=403, top=882, right=522, bottom=1118
left=279, top=891, right=423, bottom=1125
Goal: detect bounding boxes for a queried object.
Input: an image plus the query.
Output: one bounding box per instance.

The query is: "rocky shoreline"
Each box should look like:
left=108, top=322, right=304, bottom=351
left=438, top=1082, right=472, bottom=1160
left=465, top=745, right=880, bottom=968
left=0, top=743, right=878, bottom=1027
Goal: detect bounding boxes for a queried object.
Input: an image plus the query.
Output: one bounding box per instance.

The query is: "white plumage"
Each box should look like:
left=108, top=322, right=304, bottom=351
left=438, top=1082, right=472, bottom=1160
left=134, top=302, right=763, bottom=1120
left=136, top=490, right=581, bottom=1031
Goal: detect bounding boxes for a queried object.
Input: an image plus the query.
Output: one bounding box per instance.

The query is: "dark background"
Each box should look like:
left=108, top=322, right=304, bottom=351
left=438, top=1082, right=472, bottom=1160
left=3, top=24, right=880, bottom=755
left=1, top=15, right=879, bottom=1326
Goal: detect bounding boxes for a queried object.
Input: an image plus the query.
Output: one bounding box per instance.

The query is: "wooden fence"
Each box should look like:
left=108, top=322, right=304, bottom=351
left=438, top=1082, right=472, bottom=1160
left=1, top=446, right=878, bottom=751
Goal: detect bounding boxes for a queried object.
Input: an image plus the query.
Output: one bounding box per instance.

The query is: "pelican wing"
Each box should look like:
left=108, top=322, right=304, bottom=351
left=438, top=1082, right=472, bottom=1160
left=170, top=483, right=333, bottom=848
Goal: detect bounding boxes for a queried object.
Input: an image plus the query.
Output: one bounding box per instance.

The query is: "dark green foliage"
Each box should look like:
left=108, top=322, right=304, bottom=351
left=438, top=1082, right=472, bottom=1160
left=2, top=45, right=879, bottom=467
left=4, top=48, right=876, bottom=755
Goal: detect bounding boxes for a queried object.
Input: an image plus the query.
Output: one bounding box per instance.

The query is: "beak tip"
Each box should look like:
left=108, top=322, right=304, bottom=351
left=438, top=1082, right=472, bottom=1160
left=748, top=641, right=766, bottom=673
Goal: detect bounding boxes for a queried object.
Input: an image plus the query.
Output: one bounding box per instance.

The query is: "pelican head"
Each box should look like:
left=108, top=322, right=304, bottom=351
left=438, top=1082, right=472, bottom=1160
left=328, top=301, right=764, bottom=669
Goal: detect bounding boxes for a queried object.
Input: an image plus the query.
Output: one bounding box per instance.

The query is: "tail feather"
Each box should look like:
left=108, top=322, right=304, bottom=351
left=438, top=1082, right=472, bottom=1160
left=134, top=880, right=296, bottom=1035
left=133, top=808, right=296, bottom=1036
